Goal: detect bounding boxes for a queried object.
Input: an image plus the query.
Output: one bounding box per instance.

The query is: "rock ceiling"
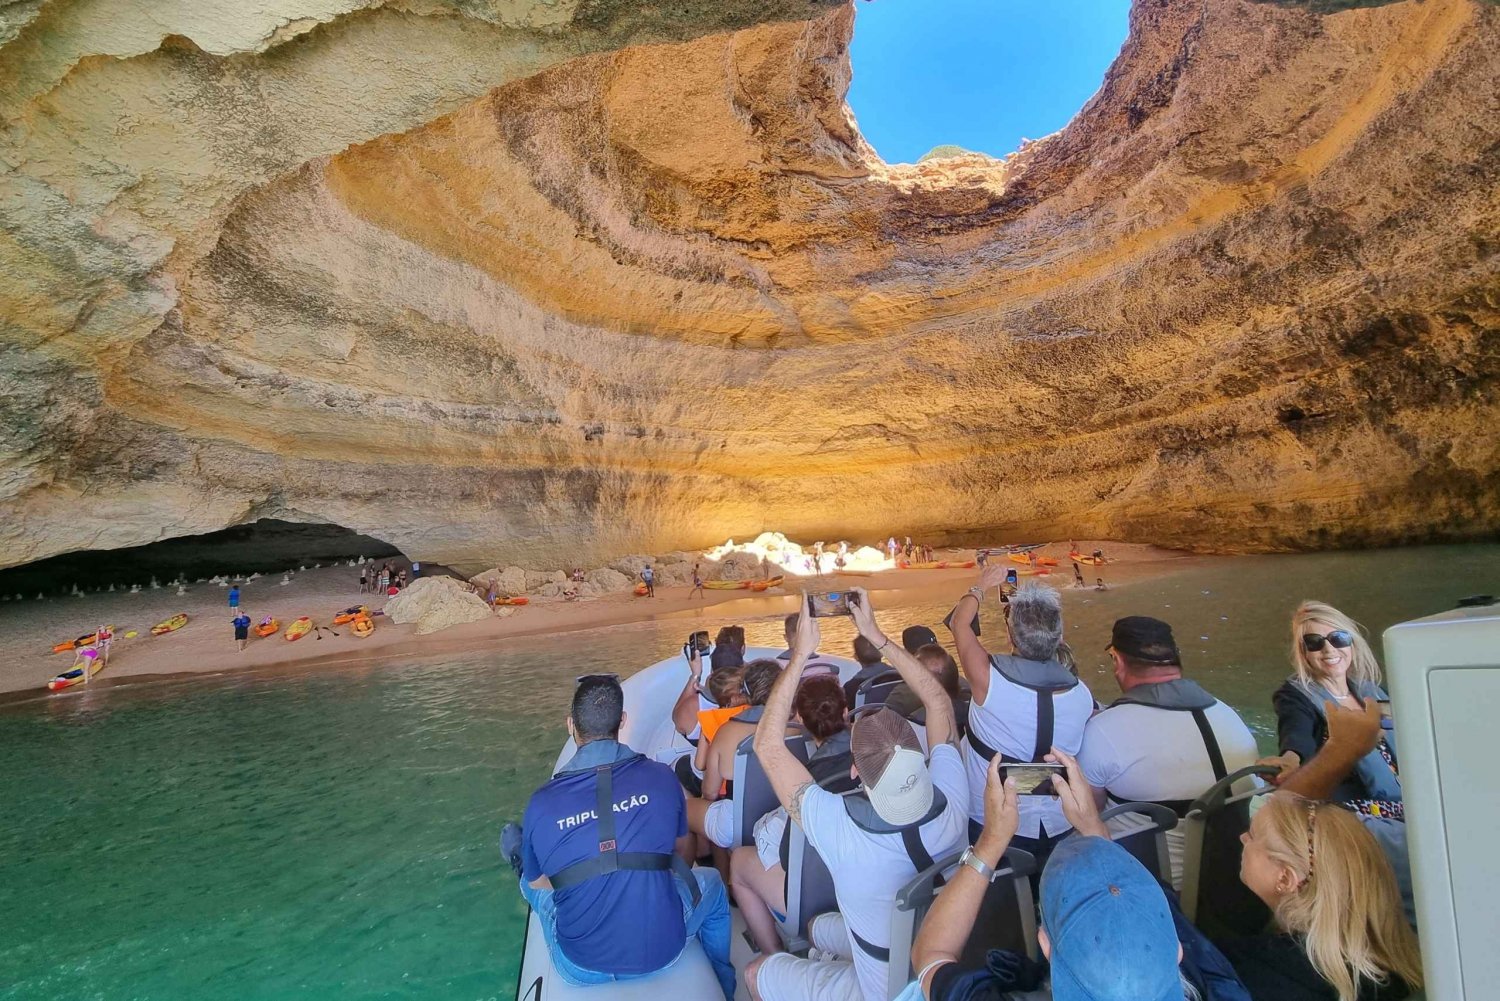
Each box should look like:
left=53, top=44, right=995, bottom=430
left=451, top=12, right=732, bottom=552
left=1, top=0, right=1496, bottom=571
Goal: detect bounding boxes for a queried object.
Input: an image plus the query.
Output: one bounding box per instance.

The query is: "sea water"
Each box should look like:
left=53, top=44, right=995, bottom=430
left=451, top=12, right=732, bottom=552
left=1, top=544, right=1493, bottom=999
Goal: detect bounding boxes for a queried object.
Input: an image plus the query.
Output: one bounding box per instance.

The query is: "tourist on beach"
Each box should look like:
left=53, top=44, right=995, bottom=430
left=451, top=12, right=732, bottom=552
left=1268, top=602, right=1401, bottom=815
left=359, top=567, right=368, bottom=593
left=1077, top=616, right=1260, bottom=888
left=396, top=569, right=407, bottom=589
left=947, top=571, right=1093, bottom=860
left=913, top=750, right=1247, bottom=1001
left=228, top=584, right=240, bottom=609
left=976, top=548, right=988, bottom=569
left=232, top=610, right=251, bottom=651
left=690, top=565, right=705, bottom=599
left=887, top=536, right=898, bottom=562
left=502, top=674, right=735, bottom=998
left=842, top=634, right=891, bottom=709
left=730, top=673, right=855, bottom=956
left=1218, top=790, right=1422, bottom=1001
left=1096, top=577, right=1107, bottom=591
left=641, top=563, right=655, bottom=598
left=745, top=590, right=968, bottom=1001
left=1073, top=561, right=1086, bottom=588
left=379, top=567, right=390, bottom=592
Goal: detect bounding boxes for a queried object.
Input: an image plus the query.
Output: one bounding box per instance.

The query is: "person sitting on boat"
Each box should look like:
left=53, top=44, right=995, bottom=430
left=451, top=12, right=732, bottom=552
left=502, top=674, right=735, bottom=998
left=746, top=590, right=969, bottom=1001
left=912, top=750, right=1248, bottom=1001
left=883, top=643, right=970, bottom=737
left=673, top=666, right=751, bottom=799
left=776, top=612, right=840, bottom=676
left=686, top=660, right=785, bottom=856
left=1266, top=602, right=1402, bottom=818
left=1077, top=616, right=1260, bottom=889
left=841, top=634, right=891, bottom=709
left=947, top=571, right=1094, bottom=863
left=730, top=673, right=857, bottom=956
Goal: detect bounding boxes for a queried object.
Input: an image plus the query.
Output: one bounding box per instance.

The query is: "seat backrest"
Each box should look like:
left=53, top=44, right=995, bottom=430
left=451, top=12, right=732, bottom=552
left=1180, top=764, right=1280, bottom=939
left=1099, top=801, right=1178, bottom=885
left=732, top=732, right=809, bottom=848
left=779, top=823, right=840, bottom=951
left=886, top=848, right=1039, bottom=1000
left=854, top=671, right=904, bottom=709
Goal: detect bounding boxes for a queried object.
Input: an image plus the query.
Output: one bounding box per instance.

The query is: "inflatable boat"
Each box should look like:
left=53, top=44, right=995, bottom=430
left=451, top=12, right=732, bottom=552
left=513, top=645, right=859, bottom=1001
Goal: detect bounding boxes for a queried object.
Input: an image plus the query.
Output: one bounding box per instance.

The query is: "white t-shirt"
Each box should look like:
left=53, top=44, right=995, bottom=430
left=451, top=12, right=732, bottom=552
left=1078, top=697, right=1260, bottom=887
left=798, top=743, right=969, bottom=1001
left=965, top=667, right=1095, bottom=838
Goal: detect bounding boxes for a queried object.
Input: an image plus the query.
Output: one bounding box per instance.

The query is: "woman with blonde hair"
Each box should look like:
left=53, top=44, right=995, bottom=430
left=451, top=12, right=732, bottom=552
left=1223, top=791, right=1421, bottom=1000
left=1271, top=601, right=1401, bottom=814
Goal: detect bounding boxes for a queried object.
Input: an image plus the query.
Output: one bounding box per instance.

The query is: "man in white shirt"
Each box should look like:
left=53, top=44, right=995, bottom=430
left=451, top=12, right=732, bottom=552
left=1078, top=615, right=1260, bottom=888
left=747, top=591, right=969, bottom=1001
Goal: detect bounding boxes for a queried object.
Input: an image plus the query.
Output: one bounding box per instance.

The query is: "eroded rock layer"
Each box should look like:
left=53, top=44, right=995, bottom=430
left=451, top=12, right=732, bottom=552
left=2, top=0, right=1497, bottom=571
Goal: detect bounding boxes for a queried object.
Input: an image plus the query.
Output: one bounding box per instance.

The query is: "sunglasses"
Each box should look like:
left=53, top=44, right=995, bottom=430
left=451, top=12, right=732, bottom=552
left=574, top=672, right=621, bottom=685
left=1301, top=630, right=1353, bottom=653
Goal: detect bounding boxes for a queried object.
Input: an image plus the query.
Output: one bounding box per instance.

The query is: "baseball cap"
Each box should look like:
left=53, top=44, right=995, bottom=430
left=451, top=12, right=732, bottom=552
left=851, top=708, right=933, bottom=825
left=1040, top=837, right=1180, bottom=1001
left=901, top=625, right=939, bottom=654
left=1107, top=616, right=1181, bottom=665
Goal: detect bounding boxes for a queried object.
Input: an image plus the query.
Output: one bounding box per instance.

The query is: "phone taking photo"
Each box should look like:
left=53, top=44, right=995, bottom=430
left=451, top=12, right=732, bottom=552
left=1001, top=763, right=1068, bottom=796
left=683, top=630, right=711, bottom=661
left=809, top=591, right=855, bottom=618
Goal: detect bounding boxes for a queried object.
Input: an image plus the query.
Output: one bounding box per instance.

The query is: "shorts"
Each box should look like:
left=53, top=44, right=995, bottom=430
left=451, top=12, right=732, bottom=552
left=704, top=798, right=735, bottom=849
left=756, top=914, right=860, bottom=1001
left=234, top=627, right=248, bottom=640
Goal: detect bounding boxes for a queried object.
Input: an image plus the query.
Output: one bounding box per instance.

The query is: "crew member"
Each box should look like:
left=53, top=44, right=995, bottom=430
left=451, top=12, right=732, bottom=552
left=503, top=675, right=733, bottom=997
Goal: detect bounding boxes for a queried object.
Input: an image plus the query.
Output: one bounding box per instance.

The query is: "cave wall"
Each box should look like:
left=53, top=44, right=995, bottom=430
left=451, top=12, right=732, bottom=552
left=1, top=0, right=1496, bottom=572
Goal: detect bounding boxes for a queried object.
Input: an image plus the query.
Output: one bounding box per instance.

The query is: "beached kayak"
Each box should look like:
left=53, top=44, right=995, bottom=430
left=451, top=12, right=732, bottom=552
left=151, top=613, right=189, bottom=636
left=48, top=658, right=102, bottom=691
left=332, top=605, right=368, bottom=625
left=1070, top=554, right=1107, bottom=565
left=704, top=575, right=785, bottom=591
left=52, top=632, right=98, bottom=654
left=496, top=596, right=530, bottom=606
left=350, top=615, right=375, bottom=638
left=1008, top=553, right=1058, bottom=567
left=633, top=583, right=650, bottom=596
left=747, top=576, right=785, bottom=592
left=254, top=619, right=280, bottom=637
left=284, top=617, right=313, bottom=641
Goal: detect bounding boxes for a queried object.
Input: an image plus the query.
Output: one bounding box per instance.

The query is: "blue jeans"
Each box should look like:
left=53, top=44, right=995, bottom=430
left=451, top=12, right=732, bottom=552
left=520, top=867, right=734, bottom=999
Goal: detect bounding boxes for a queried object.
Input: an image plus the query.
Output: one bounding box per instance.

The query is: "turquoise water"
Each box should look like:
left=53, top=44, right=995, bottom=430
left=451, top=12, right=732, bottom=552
left=1, top=544, right=1493, bottom=999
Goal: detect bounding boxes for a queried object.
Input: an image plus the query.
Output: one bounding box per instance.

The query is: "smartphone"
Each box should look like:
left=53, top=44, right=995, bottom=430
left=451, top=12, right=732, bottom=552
left=942, top=605, right=981, bottom=637
left=809, top=592, right=853, bottom=618
left=683, top=630, right=711, bottom=661
left=1001, top=763, right=1068, bottom=796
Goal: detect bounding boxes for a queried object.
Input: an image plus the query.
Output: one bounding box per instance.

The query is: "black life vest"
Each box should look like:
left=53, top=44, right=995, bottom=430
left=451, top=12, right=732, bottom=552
left=839, top=789, right=951, bottom=963
left=966, top=654, right=1080, bottom=765
left=1100, top=678, right=1227, bottom=816
left=545, top=754, right=701, bottom=906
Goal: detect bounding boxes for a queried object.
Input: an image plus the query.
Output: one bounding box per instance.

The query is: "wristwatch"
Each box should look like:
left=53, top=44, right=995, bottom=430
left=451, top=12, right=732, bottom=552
left=958, top=846, right=998, bottom=882
left=967, top=585, right=987, bottom=602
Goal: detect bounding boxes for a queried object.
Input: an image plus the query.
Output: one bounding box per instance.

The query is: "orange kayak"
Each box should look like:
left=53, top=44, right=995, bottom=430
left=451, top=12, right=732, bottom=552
left=53, top=632, right=98, bottom=654
left=633, top=583, right=649, bottom=596
left=332, top=605, right=368, bottom=625
left=496, top=596, right=530, bottom=606
left=350, top=614, right=375, bottom=638
left=254, top=619, right=280, bottom=637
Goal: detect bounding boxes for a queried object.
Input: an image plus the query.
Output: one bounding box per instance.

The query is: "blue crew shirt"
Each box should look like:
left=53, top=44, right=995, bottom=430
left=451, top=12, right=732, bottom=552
left=522, top=743, right=688, bottom=975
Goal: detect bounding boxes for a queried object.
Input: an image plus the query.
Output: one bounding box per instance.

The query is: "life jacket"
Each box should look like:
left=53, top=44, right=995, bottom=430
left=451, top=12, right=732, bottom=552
left=545, top=747, right=701, bottom=906
left=1291, top=677, right=1402, bottom=802
left=1099, top=678, right=1229, bottom=816
left=966, top=654, right=1082, bottom=765
left=838, top=788, right=952, bottom=962
left=696, top=705, right=747, bottom=745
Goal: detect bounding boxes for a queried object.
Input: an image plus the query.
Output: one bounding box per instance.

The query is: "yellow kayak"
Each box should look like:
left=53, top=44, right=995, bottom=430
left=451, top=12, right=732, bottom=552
left=284, top=617, right=314, bottom=641
left=350, top=615, right=375, bottom=638
left=151, top=613, right=189, bottom=636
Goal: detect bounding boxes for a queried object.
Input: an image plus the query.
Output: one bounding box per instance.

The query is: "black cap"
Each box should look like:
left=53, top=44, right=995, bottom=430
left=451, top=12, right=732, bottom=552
left=1108, top=616, right=1181, bottom=664
left=901, top=625, right=939, bottom=655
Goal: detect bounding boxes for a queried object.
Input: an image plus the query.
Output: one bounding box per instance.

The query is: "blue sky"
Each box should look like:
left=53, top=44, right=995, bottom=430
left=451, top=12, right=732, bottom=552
left=847, top=0, right=1132, bottom=163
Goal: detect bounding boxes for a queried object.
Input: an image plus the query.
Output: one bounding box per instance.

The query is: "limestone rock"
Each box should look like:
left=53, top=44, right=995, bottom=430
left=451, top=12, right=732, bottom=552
left=1, top=0, right=1497, bottom=571
left=652, top=561, right=695, bottom=587
left=585, top=568, right=633, bottom=593
left=472, top=566, right=527, bottom=596
left=525, top=569, right=566, bottom=592
left=716, top=551, right=768, bottom=581
left=609, top=555, right=653, bottom=579
left=383, top=576, right=492, bottom=635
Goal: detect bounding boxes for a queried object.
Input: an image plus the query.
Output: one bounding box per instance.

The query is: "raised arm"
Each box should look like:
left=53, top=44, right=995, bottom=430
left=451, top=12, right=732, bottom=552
left=671, top=646, right=704, bottom=738
left=848, top=587, right=958, bottom=749
left=947, top=565, right=1007, bottom=704
left=914, top=756, right=1018, bottom=996
left=755, top=594, right=818, bottom=826
left=1280, top=699, right=1382, bottom=800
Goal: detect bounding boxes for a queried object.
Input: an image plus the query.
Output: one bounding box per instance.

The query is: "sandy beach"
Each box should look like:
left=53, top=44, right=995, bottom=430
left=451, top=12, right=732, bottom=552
left=0, top=542, right=1212, bottom=701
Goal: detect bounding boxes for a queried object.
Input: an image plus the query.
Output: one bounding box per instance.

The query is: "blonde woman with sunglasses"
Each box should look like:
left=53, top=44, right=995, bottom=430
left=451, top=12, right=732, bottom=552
left=1270, top=602, right=1401, bottom=816
left=1222, top=792, right=1422, bottom=1001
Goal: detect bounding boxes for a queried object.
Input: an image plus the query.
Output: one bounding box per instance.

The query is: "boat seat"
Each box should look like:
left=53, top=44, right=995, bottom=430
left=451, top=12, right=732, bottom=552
left=854, top=671, right=903, bottom=709
left=732, top=732, right=809, bottom=849
left=778, top=822, right=841, bottom=953
left=1180, top=764, right=1281, bottom=940
left=1099, top=801, right=1178, bottom=885
left=885, top=847, right=1039, bottom=1000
